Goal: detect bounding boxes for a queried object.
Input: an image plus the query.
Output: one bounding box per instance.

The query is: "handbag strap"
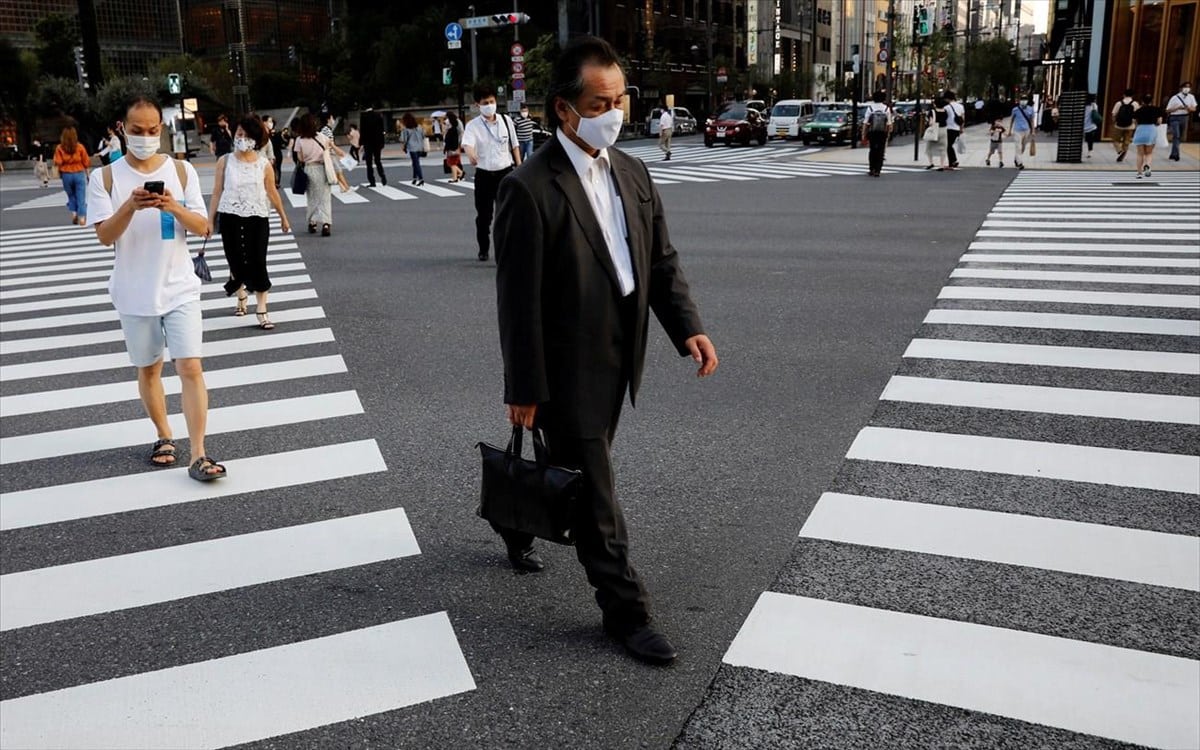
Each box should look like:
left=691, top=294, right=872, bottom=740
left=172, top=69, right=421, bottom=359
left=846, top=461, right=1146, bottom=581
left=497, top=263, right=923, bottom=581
left=198, top=236, right=207, bottom=258
left=506, top=425, right=550, bottom=463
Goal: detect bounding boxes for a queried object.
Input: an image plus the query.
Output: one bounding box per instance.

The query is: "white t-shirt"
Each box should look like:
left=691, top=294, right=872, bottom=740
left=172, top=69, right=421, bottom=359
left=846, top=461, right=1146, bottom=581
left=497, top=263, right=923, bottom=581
left=461, top=114, right=517, bottom=171
left=87, top=156, right=207, bottom=317
left=945, top=102, right=964, bottom=131
left=659, top=110, right=674, bottom=130
left=1167, top=92, right=1197, bottom=116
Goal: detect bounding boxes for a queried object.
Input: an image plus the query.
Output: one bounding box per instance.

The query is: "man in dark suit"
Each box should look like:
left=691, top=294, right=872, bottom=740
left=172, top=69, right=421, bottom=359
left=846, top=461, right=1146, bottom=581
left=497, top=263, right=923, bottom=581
left=359, top=107, right=387, bottom=187
left=492, top=36, right=719, bottom=666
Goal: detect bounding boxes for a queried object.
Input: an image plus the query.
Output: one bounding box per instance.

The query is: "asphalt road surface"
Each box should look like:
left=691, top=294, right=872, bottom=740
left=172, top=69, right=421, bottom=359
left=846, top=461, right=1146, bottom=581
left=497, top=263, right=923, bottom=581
left=2, top=141, right=1194, bottom=749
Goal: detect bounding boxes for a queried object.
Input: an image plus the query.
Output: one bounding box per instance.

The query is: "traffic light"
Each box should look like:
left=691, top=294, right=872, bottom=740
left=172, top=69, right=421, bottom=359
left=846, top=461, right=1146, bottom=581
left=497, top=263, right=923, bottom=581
left=287, top=45, right=296, bottom=64
left=490, top=12, right=530, bottom=26
left=443, top=66, right=452, bottom=85
left=166, top=73, right=182, bottom=96
left=917, top=5, right=932, bottom=36
left=72, top=46, right=89, bottom=90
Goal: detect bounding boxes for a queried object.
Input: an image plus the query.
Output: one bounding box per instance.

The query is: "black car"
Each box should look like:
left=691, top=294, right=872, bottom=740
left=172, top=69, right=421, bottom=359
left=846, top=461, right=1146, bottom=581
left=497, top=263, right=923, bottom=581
left=704, top=105, right=767, bottom=147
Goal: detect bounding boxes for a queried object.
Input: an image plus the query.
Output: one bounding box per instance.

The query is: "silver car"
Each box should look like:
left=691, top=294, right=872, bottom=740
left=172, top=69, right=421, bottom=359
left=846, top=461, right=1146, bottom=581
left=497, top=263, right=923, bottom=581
left=647, top=107, right=698, bottom=136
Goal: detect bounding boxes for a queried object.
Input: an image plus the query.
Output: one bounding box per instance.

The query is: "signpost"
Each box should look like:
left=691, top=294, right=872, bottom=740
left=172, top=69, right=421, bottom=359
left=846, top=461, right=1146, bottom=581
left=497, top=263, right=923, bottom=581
left=510, top=42, right=525, bottom=112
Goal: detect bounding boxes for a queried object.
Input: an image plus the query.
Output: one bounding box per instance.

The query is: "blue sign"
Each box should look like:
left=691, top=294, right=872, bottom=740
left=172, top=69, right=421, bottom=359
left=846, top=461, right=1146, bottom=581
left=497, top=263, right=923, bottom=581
left=445, top=22, right=463, bottom=41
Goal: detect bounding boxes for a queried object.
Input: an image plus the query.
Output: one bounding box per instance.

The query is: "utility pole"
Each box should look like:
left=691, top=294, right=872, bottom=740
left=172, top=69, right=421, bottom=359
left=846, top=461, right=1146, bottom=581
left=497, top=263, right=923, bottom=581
left=469, top=4, right=478, bottom=83
left=884, top=0, right=896, bottom=105
left=76, top=0, right=104, bottom=94
left=706, top=0, right=714, bottom=116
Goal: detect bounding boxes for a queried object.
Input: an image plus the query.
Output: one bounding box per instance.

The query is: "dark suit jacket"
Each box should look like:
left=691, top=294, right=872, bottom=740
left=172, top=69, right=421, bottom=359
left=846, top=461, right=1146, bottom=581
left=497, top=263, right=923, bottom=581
left=494, top=136, right=705, bottom=438
left=359, top=110, right=385, bottom=148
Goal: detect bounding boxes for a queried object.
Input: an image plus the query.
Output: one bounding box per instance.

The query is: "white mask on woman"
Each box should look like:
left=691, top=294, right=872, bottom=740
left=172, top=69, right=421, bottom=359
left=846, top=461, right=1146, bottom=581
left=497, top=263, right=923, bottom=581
left=234, top=137, right=255, bottom=152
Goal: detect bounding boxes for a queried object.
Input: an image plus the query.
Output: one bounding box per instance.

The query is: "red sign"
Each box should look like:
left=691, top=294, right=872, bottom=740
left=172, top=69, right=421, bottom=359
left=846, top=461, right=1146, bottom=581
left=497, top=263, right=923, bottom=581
left=716, top=66, right=727, bottom=76
left=510, top=43, right=524, bottom=56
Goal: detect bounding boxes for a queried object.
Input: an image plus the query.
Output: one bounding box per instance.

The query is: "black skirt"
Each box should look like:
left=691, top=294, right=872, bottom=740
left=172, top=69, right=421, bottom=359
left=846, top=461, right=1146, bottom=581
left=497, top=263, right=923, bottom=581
left=217, top=213, right=272, bottom=294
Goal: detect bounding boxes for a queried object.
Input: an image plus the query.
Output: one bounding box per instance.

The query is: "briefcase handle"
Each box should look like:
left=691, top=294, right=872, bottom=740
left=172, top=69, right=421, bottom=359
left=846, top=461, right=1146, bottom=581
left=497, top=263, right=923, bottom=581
left=507, top=425, right=551, bottom=464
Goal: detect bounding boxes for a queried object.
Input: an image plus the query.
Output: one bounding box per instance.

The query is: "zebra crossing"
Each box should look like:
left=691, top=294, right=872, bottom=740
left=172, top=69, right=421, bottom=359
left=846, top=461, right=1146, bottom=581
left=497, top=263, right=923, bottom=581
left=0, top=220, right=476, bottom=747
left=717, top=170, right=1200, bottom=748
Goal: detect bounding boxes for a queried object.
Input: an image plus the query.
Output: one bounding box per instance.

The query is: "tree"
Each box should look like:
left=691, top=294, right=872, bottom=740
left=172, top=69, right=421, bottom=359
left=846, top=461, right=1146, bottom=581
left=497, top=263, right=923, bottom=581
left=95, top=76, right=156, bottom=124
left=0, top=39, right=39, bottom=146
left=522, top=34, right=558, bottom=104
left=33, top=77, right=90, bottom=121
left=152, top=54, right=231, bottom=107
left=34, top=13, right=80, bottom=81
left=964, top=38, right=1019, bottom=100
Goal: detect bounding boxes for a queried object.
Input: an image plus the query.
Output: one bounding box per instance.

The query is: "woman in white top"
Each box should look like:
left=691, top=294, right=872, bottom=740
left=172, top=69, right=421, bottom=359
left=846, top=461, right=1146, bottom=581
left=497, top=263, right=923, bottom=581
left=207, top=115, right=291, bottom=329
left=97, top=125, right=123, bottom=165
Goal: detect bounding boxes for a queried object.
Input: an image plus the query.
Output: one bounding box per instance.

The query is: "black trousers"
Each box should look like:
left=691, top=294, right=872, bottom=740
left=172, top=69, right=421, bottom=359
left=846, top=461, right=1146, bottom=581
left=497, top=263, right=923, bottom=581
left=474, top=167, right=511, bottom=257
left=363, top=144, right=386, bottom=186
left=867, top=131, right=887, bottom=173
left=217, top=213, right=272, bottom=294
left=946, top=129, right=961, bottom=166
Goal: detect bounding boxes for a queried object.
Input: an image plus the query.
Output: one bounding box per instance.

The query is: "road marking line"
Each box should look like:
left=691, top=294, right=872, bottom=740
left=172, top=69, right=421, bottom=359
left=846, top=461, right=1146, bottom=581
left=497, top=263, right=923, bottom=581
left=802, top=492, right=1200, bottom=590
left=847, top=425, right=1199, bottom=494
left=989, top=209, right=1192, bottom=216
left=0, top=439, right=385, bottom=530
left=0, top=273, right=310, bottom=315
left=904, top=337, right=1200, bottom=374
left=0, top=354, right=347, bottom=417
left=331, top=189, right=370, bottom=203
left=0, top=611, right=476, bottom=749
left=0, top=389, right=361, bottom=465
left=923, top=308, right=1200, bottom=336
left=0, top=288, right=319, bottom=333
left=0, top=507, right=419, bottom=631
left=950, top=268, right=1200, bottom=285
left=962, top=254, right=1199, bottom=268
left=723, top=592, right=1200, bottom=749
left=937, top=286, right=1200, bottom=309
left=984, top=220, right=1200, bottom=231
left=408, top=182, right=464, bottom=197
left=977, top=230, right=1200, bottom=241
left=644, top=170, right=717, bottom=183
left=0, top=262, right=307, bottom=299
left=0, top=249, right=300, bottom=278
left=0, top=234, right=288, bottom=260
left=968, top=241, right=1198, bottom=255
left=880, top=374, right=1200, bottom=425
left=368, top=185, right=418, bottom=200
left=656, top=166, right=757, bottom=180
left=284, top=190, right=307, bottom=208
left=0, top=255, right=301, bottom=289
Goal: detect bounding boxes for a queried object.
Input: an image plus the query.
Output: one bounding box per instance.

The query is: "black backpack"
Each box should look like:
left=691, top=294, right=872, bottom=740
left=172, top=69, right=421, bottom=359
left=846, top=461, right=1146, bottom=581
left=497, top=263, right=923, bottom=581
left=868, top=109, right=889, bottom=133
left=1115, top=101, right=1136, bottom=128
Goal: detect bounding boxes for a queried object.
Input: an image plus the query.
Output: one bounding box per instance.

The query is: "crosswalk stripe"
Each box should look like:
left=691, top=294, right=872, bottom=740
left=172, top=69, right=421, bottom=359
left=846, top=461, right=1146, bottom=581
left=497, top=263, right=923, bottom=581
left=0, top=611, right=476, bottom=749
left=983, top=220, right=1200, bottom=231
left=723, top=592, right=1200, bottom=750
left=950, top=268, right=1200, bottom=285
left=801, top=492, right=1200, bottom=590
left=937, top=286, right=1200, bottom=308
left=977, top=230, right=1200, bottom=241
left=0, top=256, right=304, bottom=289
left=284, top=190, right=307, bottom=208
left=658, top=166, right=757, bottom=180
left=0, top=231, right=284, bottom=257
left=967, top=241, right=1199, bottom=255
left=1, top=261, right=308, bottom=299
left=368, top=185, right=418, bottom=201
left=409, top=181, right=465, bottom=197
left=903, top=337, right=1200, bottom=374
left=988, top=208, right=1191, bottom=216
left=846, top=425, right=1199, bottom=494
left=0, top=326, right=335, bottom=382
left=438, top=178, right=474, bottom=189
left=962, top=254, right=1199, bottom=268
left=0, top=354, right=347, bottom=417
left=0, top=389, right=362, bottom=465
left=332, top=189, right=370, bottom=203
left=0, top=247, right=301, bottom=278
left=0, top=439, right=385, bottom=531
left=0, top=288, right=319, bottom=333
left=644, top=170, right=717, bottom=183
left=0, top=507, right=420, bottom=631
left=923, top=308, right=1200, bottom=336
left=880, top=375, right=1200, bottom=425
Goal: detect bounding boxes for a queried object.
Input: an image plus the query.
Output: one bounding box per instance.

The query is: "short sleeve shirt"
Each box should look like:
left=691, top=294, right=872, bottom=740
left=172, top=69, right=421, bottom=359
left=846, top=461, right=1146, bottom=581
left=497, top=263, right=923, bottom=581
left=461, top=115, right=516, bottom=171
left=87, top=157, right=207, bottom=316
left=660, top=110, right=674, bottom=130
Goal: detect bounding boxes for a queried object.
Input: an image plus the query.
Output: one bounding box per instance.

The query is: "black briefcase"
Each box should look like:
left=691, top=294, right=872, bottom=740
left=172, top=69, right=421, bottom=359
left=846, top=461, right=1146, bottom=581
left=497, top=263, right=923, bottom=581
left=477, top=426, right=580, bottom=546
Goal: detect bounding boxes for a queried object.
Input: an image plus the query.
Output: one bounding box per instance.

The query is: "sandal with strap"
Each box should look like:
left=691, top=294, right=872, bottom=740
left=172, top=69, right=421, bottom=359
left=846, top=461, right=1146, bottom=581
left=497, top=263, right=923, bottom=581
left=149, top=438, right=177, bottom=467
left=188, top=456, right=227, bottom=482
left=234, top=290, right=247, bottom=316
left=256, top=311, right=276, bottom=330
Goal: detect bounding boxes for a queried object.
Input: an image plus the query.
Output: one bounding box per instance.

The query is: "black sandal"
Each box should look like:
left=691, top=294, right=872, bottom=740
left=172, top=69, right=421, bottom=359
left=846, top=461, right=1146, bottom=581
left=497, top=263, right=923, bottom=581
left=188, top=456, right=227, bottom=482
left=149, top=438, right=177, bottom=467
left=321, top=223, right=331, bottom=237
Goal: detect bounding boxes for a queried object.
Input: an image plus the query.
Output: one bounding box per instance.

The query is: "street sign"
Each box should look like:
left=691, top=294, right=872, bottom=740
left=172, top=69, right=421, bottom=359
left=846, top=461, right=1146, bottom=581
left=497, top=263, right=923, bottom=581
left=877, top=49, right=889, bottom=63
left=511, top=55, right=524, bottom=62
left=937, top=69, right=946, bottom=80
left=512, top=79, right=525, bottom=90
left=510, top=43, right=524, bottom=56
left=511, top=73, right=525, bottom=80
left=511, top=61, right=524, bottom=74
left=463, top=15, right=490, bottom=29
left=444, top=22, right=463, bottom=41
left=182, top=97, right=198, bottom=115
left=447, top=40, right=462, bottom=49
left=512, top=89, right=526, bottom=103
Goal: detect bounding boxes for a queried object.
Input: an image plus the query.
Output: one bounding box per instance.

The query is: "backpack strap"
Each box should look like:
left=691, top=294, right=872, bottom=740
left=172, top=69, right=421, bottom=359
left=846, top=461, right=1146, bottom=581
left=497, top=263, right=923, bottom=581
left=102, top=164, right=113, bottom=195
left=103, top=157, right=186, bottom=196
left=173, top=158, right=188, bottom=191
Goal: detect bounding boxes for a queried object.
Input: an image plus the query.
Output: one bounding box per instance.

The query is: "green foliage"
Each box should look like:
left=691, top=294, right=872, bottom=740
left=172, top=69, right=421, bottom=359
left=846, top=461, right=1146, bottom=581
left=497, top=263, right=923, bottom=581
left=34, top=13, right=79, bottom=81
left=522, top=34, right=558, bottom=102
left=0, top=40, right=37, bottom=120
left=33, top=77, right=89, bottom=119
left=95, top=76, right=156, bottom=124
left=964, top=38, right=1019, bottom=99
left=151, top=54, right=230, bottom=105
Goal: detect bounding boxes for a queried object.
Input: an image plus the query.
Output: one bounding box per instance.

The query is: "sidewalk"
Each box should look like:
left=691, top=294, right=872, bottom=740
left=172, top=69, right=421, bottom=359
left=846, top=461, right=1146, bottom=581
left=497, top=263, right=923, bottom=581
left=804, top=124, right=1200, bottom=172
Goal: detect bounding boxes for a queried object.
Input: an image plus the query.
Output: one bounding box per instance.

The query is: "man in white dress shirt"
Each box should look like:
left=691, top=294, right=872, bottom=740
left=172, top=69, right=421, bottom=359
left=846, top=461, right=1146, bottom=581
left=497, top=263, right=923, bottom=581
left=658, top=105, right=674, bottom=160
left=461, top=86, right=522, bottom=261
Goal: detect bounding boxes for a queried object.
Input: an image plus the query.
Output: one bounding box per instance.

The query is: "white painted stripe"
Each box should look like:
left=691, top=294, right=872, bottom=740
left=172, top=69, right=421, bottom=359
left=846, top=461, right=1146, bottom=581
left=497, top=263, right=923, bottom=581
left=0, top=237, right=292, bottom=263
left=658, top=166, right=757, bottom=181
left=904, top=337, right=1200, bottom=375
left=0, top=439, right=385, bottom=530
left=723, top=592, right=1199, bottom=749
left=0, top=327, right=335, bottom=382
left=650, top=176, right=683, bottom=185
left=0, top=507, right=419, bottom=631
left=0, top=256, right=302, bottom=289
left=0, top=354, right=347, bottom=417
left=938, top=286, right=1200, bottom=309
left=1, top=262, right=307, bottom=299
left=984, top=220, right=1200, bottom=231
left=962, top=254, right=1199, bottom=268
left=284, top=190, right=307, bottom=208
left=847, top=426, right=1200, bottom=494
left=409, top=181, right=465, bottom=197
left=0, top=613, right=474, bottom=749
left=0, top=288, right=319, bottom=333
left=446, top=179, right=474, bottom=189
left=644, top=170, right=717, bottom=183
left=0, top=248, right=300, bottom=279
left=968, top=241, right=1199, bottom=255
left=950, top=268, right=1200, bottom=286
left=331, top=189, right=370, bottom=203
left=924, top=308, right=1200, bottom=336
left=880, top=375, right=1200, bottom=425
left=802, top=492, right=1200, bottom=590
left=977, top=230, right=1200, bottom=241
left=0, top=389, right=362, bottom=465
left=0, top=306, right=327, bottom=356
left=989, top=208, right=1192, bottom=217
left=368, top=185, right=417, bottom=200
left=0, top=273, right=310, bottom=315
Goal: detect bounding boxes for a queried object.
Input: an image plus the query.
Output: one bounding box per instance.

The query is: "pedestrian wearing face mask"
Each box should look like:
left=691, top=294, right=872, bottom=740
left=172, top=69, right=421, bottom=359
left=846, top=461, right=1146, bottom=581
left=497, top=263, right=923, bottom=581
left=461, top=87, right=522, bottom=261
left=1008, top=96, right=1036, bottom=169
left=491, top=36, right=719, bottom=667
left=1164, top=82, right=1196, bottom=162
left=207, top=114, right=292, bottom=328
left=512, top=105, right=536, bottom=161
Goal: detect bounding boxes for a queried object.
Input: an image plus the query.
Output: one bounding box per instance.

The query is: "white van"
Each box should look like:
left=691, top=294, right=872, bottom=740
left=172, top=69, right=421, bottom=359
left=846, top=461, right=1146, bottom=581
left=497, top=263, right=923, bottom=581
left=768, top=99, right=814, bottom=139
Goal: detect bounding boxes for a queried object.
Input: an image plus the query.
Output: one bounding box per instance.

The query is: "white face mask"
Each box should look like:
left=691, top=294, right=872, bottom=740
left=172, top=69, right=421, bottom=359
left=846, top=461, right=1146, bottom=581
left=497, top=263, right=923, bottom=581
left=1184, top=87, right=1192, bottom=94
left=234, top=137, right=255, bottom=152
left=479, top=103, right=497, bottom=117
left=125, top=134, right=159, bottom=160
left=566, top=102, right=623, bottom=151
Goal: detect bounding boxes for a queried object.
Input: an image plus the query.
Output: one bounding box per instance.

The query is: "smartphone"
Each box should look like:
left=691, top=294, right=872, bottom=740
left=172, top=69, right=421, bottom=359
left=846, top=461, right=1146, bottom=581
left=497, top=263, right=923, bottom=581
left=144, top=180, right=164, bottom=195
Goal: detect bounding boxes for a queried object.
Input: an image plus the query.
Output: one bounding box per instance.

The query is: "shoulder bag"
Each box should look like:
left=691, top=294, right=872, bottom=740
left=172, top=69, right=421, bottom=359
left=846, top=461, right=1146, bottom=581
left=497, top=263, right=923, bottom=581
left=291, top=158, right=309, bottom=194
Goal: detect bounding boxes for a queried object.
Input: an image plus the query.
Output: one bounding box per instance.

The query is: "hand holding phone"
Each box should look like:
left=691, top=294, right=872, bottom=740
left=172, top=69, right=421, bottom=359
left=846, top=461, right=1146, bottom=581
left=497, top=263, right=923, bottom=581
left=143, top=180, right=164, bottom=195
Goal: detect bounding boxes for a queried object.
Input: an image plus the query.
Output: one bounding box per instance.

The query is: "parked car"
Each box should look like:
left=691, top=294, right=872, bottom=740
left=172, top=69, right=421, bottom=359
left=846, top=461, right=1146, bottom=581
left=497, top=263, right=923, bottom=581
left=800, top=110, right=853, bottom=145
left=767, top=99, right=815, bottom=140
left=744, top=99, right=768, bottom=116
left=813, top=101, right=854, bottom=116
left=647, top=107, right=698, bottom=136
left=704, top=104, right=768, bottom=147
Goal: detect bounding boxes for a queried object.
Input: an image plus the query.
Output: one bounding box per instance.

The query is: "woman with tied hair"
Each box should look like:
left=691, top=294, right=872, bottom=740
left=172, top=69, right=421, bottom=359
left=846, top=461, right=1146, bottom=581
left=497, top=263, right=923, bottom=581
left=53, top=126, right=91, bottom=225
left=207, top=114, right=291, bottom=329
left=292, top=113, right=335, bottom=236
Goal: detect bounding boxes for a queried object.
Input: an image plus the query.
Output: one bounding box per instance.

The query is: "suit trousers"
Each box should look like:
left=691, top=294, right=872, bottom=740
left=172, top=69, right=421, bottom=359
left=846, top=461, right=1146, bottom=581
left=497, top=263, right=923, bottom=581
left=363, top=144, right=386, bottom=185
left=946, top=128, right=961, bottom=167
left=474, top=167, right=511, bottom=258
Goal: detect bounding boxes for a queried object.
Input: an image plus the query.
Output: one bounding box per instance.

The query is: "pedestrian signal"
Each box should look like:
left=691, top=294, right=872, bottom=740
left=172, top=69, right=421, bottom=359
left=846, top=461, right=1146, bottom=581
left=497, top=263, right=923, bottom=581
left=167, top=73, right=182, bottom=95
left=443, top=67, right=453, bottom=85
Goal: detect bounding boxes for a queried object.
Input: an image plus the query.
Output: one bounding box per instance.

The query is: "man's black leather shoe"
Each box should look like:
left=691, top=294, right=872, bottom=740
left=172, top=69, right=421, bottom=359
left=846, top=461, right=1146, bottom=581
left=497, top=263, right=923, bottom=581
left=506, top=546, right=544, bottom=573
left=606, top=622, right=677, bottom=665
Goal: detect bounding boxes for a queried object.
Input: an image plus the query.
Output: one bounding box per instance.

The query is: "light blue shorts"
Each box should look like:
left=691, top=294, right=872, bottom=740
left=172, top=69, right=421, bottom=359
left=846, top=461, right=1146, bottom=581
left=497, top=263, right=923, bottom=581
left=1131, top=123, right=1157, bottom=146
left=118, top=300, right=204, bottom=367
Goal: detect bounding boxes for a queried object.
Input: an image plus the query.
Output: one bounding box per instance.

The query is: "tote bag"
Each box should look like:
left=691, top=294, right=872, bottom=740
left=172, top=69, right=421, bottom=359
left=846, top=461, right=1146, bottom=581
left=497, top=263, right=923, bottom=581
left=1156, top=123, right=1170, bottom=148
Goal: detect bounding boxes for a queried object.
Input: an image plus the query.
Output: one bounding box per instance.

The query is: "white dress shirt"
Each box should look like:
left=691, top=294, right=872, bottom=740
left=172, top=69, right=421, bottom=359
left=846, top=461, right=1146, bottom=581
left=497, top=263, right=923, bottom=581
left=461, top=114, right=516, bottom=171
left=1167, top=91, right=1197, bottom=116
left=659, top=109, right=674, bottom=131
left=556, top=128, right=635, bottom=297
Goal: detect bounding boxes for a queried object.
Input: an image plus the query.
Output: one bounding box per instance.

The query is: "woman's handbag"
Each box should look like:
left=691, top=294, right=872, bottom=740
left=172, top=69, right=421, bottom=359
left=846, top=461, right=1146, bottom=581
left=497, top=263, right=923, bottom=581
left=1029, top=136, right=1037, bottom=156
left=1156, top=123, right=1170, bottom=148
left=442, top=158, right=451, bottom=174
left=193, top=237, right=212, bottom=282
left=477, top=426, right=581, bottom=546
left=923, top=123, right=939, bottom=142
left=290, top=163, right=308, bottom=195
left=322, top=147, right=338, bottom=184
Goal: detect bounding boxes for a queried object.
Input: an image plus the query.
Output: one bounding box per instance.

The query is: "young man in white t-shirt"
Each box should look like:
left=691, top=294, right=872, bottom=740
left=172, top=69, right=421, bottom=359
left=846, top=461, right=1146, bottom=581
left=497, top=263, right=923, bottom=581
left=88, top=97, right=225, bottom=481
left=658, top=106, right=674, bottom=160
